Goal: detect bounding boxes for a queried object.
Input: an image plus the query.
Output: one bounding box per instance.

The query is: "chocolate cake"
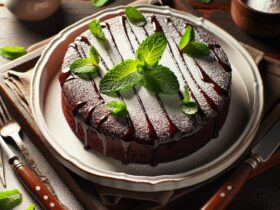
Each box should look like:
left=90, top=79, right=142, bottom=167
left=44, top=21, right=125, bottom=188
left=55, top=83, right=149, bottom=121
left=59, top=10, right=231, bottom=165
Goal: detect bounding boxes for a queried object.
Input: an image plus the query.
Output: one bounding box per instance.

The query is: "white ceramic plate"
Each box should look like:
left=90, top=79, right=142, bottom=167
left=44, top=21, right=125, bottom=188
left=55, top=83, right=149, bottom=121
left=31, top=5, right=263, bottom=192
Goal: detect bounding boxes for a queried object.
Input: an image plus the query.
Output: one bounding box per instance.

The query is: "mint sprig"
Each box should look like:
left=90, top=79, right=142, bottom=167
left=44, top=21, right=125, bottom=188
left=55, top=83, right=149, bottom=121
left=136, top=32, right=167, bottom=67
left=99, top=32, right=179, bottom=95
left=26, top=203, right=36, bottom=210
left=89, top=19, right=106, bottom=41
left=179, top=26, right=210, bottom=57
left=91, top=0, right=111, bottom=7
left=89, top=46, right=100, bottom=66
left=125, top=6, right=147, bottom=27
left=0, top=46, right=26, bottom=60
left=181, top=86, right=198, bottom=115
left=0, top=189, right=22, bottom=210
left=70, top=47, right=100, bottom=79
left=178, top=25, right=194, bottom=50
left=106, top=100, right=127, bottom=117
left=183, top=41, right=210, bottom=57
left=141, top=65, right=179, bottom=95
left=199, top=0, right=212, bottom=4
left=99, top=59, right=141, bottom=94
left=181, top=102, right=198, bottom=115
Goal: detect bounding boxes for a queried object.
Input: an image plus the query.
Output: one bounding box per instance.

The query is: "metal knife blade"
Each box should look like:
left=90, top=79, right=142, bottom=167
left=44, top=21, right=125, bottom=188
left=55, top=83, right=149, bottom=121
left=252, top=120, right=280, bottom=162
left=0, top=144, right=6, bottom=187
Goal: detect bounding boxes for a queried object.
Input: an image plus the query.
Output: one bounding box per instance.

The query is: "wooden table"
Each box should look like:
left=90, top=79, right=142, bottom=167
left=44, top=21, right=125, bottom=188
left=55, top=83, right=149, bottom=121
left=0, top=1, right=280, bottom=209
left=0, top=0, right=279, bottom=64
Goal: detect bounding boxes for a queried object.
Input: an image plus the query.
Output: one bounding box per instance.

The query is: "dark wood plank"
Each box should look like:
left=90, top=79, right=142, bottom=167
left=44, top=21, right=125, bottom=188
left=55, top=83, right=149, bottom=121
left=0, top=1, right=133, bottom=64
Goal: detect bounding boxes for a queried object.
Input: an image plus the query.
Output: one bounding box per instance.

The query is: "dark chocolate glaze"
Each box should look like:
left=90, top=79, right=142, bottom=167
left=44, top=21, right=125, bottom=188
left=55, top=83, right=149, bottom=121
left=60, top=12, right=231, bottom=165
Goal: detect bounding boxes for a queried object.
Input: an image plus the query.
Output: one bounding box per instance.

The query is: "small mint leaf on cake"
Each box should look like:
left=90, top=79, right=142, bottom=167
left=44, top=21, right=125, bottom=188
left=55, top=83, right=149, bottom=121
left=181, top=86, right=198, bottom=115
left=0, top=46, right=26, bottom=60
left=125, top=6, right=147, bottom=27
left=178, top=26, right=210, bottom=57
left=99, top=59, right=141, bottom=94
left=178, top=25, right=194, bottom=50
left=136, top=32, right=167, bottom=67
left=181, top=102, right=198, bottom=115
left=106, top=100, right=127, bottom=117
left=183, top=41, right=210, bottom=57
left=91, top=0, right=111, bottom=8
left=89, top=19, right=106, bottom=41
left=89, top=46, right=100, bottom=66
left=141, top=65, right=179, bottom=94
left=182, top=85, right=190, bottom=104
left=70, top=58, right=99, bottom=79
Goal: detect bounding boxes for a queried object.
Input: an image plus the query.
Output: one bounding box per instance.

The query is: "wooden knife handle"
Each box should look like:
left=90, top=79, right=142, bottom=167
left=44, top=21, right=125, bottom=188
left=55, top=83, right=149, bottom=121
left=13, top=159, right=64, bottom=210
left=201, top=163, right=253, bottom=210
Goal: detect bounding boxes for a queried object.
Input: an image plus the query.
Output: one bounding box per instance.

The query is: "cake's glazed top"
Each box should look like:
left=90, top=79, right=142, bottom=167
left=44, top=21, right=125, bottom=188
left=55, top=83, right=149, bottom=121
left=60, top=12, right=231, bottom=147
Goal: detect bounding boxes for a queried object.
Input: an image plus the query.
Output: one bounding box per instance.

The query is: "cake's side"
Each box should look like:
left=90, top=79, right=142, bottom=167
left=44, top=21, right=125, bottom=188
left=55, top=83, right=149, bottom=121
left=60, top=12, right=232, bottom=165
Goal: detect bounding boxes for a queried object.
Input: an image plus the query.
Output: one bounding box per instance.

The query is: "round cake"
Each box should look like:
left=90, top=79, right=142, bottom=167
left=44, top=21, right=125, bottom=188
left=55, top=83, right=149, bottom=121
left=59, top=9, right=231, bottom=165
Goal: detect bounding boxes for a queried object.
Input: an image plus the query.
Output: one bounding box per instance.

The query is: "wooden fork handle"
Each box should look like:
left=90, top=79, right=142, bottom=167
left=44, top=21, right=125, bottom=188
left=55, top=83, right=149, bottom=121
left=13, top=159, right=64, bottom=210
left=201, top=163, right=253, bottom=210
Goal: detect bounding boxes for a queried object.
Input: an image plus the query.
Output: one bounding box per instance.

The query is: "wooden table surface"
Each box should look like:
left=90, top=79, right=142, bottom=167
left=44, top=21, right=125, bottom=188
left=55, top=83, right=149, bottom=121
left=0, top=1, right=280, bottom=210
left=0, top=0, right=279, bottom=65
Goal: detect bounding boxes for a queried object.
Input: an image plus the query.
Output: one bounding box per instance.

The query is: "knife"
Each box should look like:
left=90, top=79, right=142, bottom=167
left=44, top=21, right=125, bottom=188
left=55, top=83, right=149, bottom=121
left=0, top=144, right=6, bottom=187
left=201, top=120, right=280, bottom=210
left=0, top=136, right=64, bottom=210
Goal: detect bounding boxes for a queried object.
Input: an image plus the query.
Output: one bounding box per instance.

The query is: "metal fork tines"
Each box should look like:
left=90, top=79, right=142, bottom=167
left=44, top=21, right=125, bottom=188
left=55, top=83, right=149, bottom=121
left=0, top=96, right=58, bottom=198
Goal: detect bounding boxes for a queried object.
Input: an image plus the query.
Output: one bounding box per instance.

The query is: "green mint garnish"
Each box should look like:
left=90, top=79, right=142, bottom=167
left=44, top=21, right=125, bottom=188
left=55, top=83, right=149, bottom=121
left=89, top=46, right=100, bottom=66
left=181, top=86, right=198, bottom=115
left=179, top=26, right=210, bottom=57
left=184, top=41, right=210, bottom=57
left=125, top=6, right=147, bottom=27
left=141, top=65, right=179, bottom=95
left=91, top=0, right=111, bottom=7
left=181, top=102, right=198, bottom=115
left=70, top=58, right=99, bottom=79
left=0, top=189, right=22, bottom=210
left=136, top=32, right=167, bottom=67
left=178, top=25, right=194, bottom=50
left=199, top=0, right=212, bottom=4
left=89, top=19, right=106, bottom=41
left=70, top=47, right=100, bottom=79
left=182, top=85, right=190, bottom=104
left=106, top=100, right=127, bottom=117
left=100, top=59, right=141, bottom=94
left=0, top=46, right=26, bottom=60
left=99, top=32, right=179, bottom=95
left=26, top=203, right=36, bottom=210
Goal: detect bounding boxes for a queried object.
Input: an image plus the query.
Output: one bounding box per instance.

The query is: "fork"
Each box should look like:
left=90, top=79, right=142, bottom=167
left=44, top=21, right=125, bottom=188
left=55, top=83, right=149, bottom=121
left=0, top=96, right=59, bottom=201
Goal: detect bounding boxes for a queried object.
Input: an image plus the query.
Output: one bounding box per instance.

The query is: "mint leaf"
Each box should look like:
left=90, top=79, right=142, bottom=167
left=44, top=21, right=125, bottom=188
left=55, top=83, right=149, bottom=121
left=141, top=65, right=179, bottom=94
left=26, top=203, right=35, bottom=210
left=89, top=19, right=106, bottom=41
left=106, top=100, right=127, bottom=117
left=183, top=41, right=210, bottom=57
left=178, top=25, right=194, bottom=50
left=182, top=85, right=190, bottom=104
left=99, top=59, right=141, bottom=94
left=136, top=32, right=167, bottom=67
left=0, top=189, right=22, bottom=210
left=181, top=102, right=198, bottom=115
left=89, top=46, right=100, bottom=66
left=0, top=46, right=26, bottom=60
left=91, top=0, right=110, bottom=7
left=199, top=0, right=212, bottom=4
left=125, top=6, right=147, bottom=27
left=70, top=58, right=99, bottom=79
